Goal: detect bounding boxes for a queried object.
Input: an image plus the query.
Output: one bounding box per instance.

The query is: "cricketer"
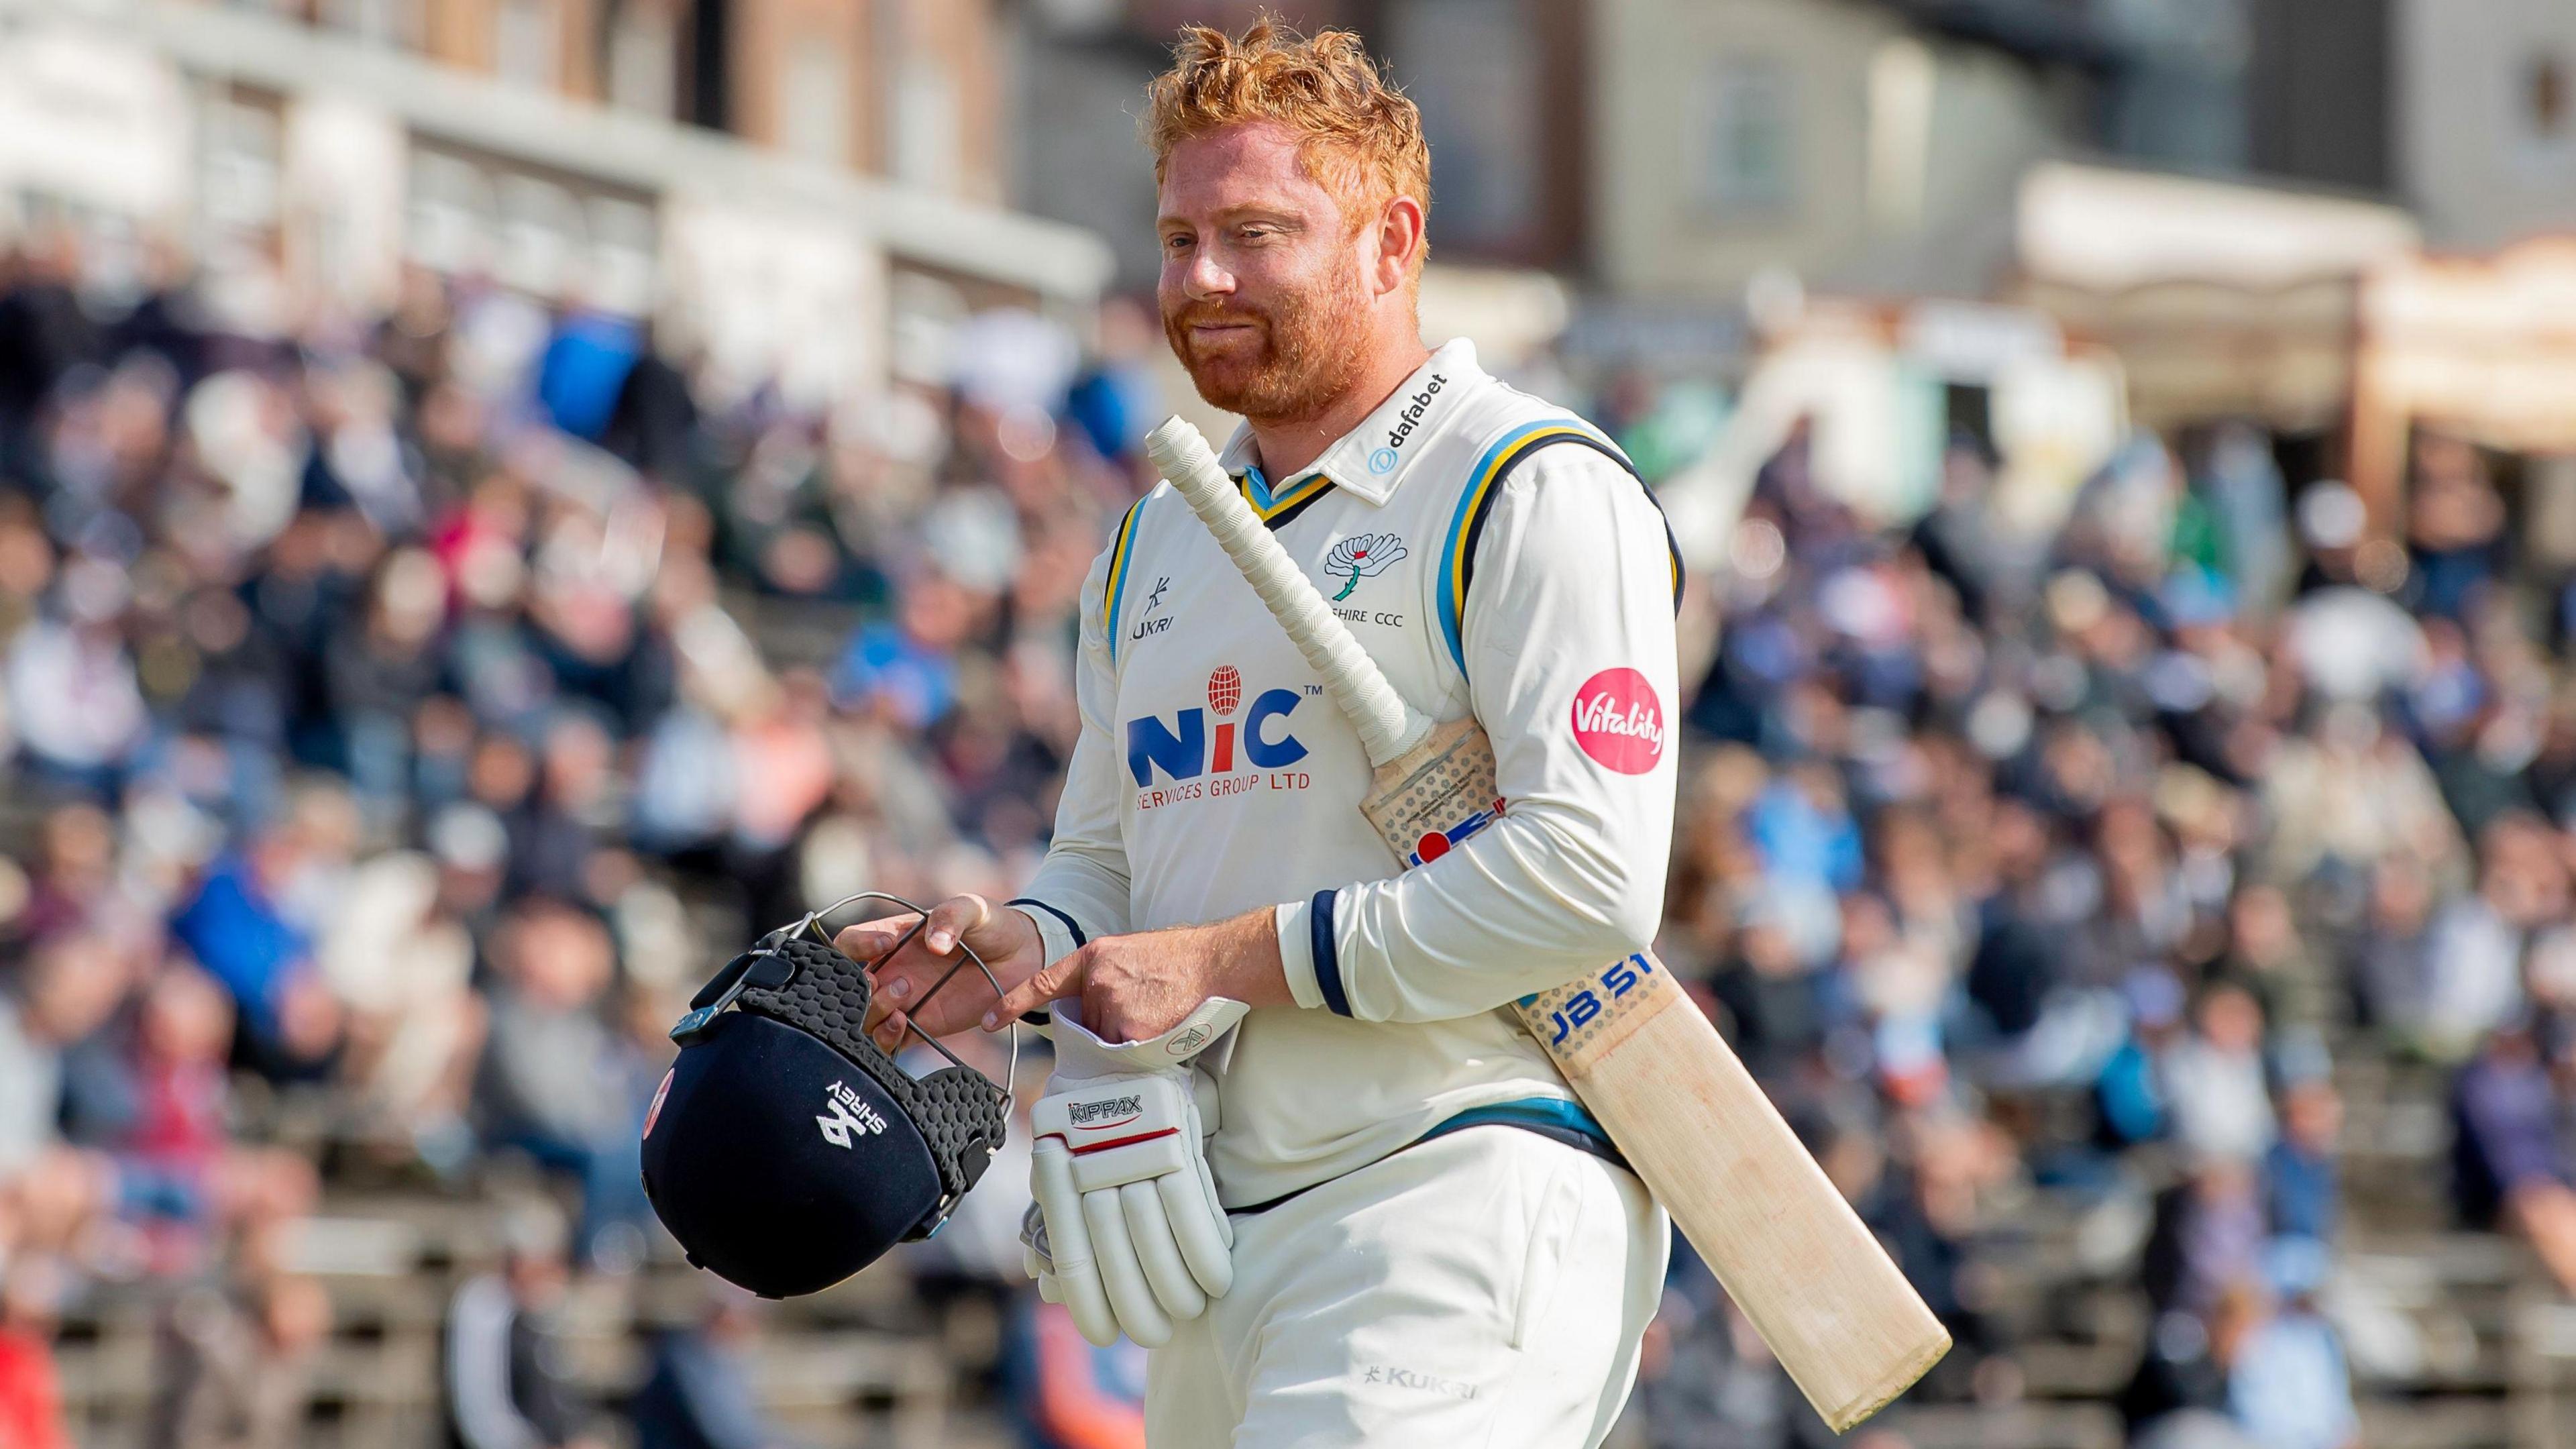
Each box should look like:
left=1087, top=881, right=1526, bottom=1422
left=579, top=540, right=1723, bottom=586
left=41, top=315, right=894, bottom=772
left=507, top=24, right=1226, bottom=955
left=837, top=17, right=1686, bottom=1446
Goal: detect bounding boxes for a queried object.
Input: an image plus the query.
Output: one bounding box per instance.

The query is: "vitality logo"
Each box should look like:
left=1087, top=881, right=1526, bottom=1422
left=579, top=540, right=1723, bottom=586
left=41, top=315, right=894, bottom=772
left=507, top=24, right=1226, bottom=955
left=1126, top=667, right=1311, bottom=794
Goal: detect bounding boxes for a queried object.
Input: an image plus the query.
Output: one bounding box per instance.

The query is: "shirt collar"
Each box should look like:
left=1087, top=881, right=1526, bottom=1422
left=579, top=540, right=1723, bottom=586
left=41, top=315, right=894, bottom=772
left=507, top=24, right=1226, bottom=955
left=1216, top=338, right=1484, bottom=508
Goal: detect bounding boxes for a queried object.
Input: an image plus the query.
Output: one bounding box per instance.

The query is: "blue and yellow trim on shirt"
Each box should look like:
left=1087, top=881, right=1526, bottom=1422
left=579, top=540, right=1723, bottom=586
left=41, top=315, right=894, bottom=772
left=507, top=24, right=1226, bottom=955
left=1102, top=496, right=1147, bottom=662
left=1106, top=466, right=1336, bottom=661
left=1237, top=464, right=1334, bottom=529
left=1437, top=419, right=1684, bottom=674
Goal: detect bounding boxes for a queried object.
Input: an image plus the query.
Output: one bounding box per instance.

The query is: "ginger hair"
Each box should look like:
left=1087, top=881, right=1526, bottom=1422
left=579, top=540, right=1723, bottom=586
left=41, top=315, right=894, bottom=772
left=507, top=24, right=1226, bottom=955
left=1141, top=15, right=1432, bottom=243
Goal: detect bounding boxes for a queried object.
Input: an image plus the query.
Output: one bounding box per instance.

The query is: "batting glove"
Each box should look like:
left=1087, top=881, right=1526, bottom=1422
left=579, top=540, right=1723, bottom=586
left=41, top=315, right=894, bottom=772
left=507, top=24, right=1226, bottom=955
left=1023, top=999, right=1242, bottom=1348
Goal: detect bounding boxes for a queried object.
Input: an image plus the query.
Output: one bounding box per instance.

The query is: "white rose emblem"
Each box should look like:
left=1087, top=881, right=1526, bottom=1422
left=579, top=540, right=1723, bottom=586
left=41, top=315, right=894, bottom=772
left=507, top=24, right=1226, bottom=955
left=1324, top=533, right=1407, bottom=600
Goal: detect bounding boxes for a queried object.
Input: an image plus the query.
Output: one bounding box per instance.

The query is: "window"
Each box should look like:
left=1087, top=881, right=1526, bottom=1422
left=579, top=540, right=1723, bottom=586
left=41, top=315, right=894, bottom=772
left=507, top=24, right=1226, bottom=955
left=608, top=0, right=678, bottom=117
left=494, top=0, right=561, bottom=89
left=320, top=0, right=421, bottom=47
left=1389, top=0, right=1542, bottom=256
left=2530, top=53, right=2569, bottom=142
left=1691, top=57, right=1794, bottom=215
left=890, top=63, right=959, bottom=188
left=781, top=41, right=850, bottom=165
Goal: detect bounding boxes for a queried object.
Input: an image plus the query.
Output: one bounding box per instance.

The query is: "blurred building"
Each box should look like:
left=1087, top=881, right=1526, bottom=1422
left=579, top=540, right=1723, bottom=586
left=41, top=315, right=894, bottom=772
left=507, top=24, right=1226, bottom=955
left=1014, top=0, right=1593, bottom=292
left=0, top=0, right=1110, bottom=413
left=1591, top=0, right=2061, bottom=303
left=2394, top=0, right=2576, bottom=248
left=7, top=0, right=2573, bottom=541
left=1011, top=0, right=2576, bottom=301
left=176, top=0, right=1012, bottom=201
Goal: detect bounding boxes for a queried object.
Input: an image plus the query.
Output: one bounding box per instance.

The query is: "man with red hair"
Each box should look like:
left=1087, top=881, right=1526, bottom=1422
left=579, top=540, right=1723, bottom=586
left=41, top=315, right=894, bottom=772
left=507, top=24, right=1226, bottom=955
left=845, top=18, right=1681, bottom=1445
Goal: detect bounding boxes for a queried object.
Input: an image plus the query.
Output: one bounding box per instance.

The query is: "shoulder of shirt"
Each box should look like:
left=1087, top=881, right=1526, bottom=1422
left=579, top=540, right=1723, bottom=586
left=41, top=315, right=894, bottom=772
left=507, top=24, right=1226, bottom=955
left=1433, top=388, right=1676, bottom=672
left=1093, top=482, right=1175, bottom=650
left=1438, top=384, right=1643, bottom=539
left=1445, top=382, right=1635, bottom=486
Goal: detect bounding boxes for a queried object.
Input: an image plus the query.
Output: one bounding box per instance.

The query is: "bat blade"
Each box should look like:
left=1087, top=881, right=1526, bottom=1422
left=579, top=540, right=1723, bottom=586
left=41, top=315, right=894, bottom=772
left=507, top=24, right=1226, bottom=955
left=1144, top=416, right=1949, bottom=1430
left=1358, top=720, right=1949, bottom=1428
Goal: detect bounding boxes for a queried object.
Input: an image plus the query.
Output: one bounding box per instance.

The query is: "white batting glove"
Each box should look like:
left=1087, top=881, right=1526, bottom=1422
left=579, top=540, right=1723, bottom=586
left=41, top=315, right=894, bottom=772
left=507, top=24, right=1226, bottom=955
left=1024, top=999, right=1242, bottom=1348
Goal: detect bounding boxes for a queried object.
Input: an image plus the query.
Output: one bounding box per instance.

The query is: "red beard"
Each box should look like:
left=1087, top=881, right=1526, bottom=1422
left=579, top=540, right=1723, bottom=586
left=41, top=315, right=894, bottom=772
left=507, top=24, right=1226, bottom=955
left=1163, top=266, right=1371, bottom=424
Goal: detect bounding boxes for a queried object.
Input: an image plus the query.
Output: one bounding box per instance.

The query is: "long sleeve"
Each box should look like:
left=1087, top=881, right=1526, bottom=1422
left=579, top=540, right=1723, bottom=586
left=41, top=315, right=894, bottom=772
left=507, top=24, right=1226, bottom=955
left=1276, top=446, right=1680, bottom=1022
left=1010, top=545, right=1136, bottom=964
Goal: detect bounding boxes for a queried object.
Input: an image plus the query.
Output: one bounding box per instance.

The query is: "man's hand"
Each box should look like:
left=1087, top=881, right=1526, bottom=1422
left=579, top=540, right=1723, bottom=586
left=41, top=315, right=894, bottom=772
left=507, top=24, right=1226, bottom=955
left=987, top=908, right=1291, bottom=1042
left=835, top=894, right=1046, bottom=1051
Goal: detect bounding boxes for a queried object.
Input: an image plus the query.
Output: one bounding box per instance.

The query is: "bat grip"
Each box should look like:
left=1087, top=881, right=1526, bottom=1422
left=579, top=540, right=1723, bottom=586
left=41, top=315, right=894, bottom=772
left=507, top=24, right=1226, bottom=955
left=1145, top=417, right=1430, bottom=766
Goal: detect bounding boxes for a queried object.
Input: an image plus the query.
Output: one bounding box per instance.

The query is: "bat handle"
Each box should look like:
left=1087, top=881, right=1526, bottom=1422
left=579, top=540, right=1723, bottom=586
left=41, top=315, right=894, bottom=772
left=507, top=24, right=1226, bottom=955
left=1145, top=417, right=1431, bottom=765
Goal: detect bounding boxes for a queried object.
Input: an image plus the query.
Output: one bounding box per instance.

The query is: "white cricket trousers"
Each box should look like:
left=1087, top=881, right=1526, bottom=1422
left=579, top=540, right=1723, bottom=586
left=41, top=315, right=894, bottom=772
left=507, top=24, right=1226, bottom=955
left=1144, top=1125, right=1669, bottom=1448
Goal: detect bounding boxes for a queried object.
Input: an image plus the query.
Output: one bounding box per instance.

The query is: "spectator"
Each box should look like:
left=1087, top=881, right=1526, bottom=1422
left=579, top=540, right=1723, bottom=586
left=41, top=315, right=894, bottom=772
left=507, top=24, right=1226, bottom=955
left=314, top=849, right=486, bottom=1168
left=2159, top=983, right=2276, bottom=1163
left=1061, top=297, right=1160, bottom=468
left=2265, top=1078, right=2343, bottom=1244
left=6, top=559, right=150, bottom=795
left=0, top=932, right=127, bottom=1179
left=501, top=713, right=618, bottom=904
left=166, top=812, right=344, bottom=1081
left=2141, top=1159, right=2266, bottom=1319
left=0, top=229, right=101, bottom=435
left=2095, top=968, right=2186, bottom=1150
left=1748, top=760, right=1865, bottom=897
left=0, top=1256, right=72, bottom=1449
left=2257, top=702, right=2459, bottom=892
left=2405, top=433, right=2506, bottom=623
left=535, top=310, right=643, bottom=444
left=2210, top=883, right=2327, bottom=1034
left=146, top=1274, right=331, bottom=1449
left=1008, top=1299, right=1147, bottom=1449
left=2414, top=814, right=2565, bottom=1060
left=2120, top=1283, right=2266, bottom=1443
left=2224, top=1240, right=2359, bottom=1449
left=124, top=965, right=233, bottom=1168
left=2451, top=1016, right=2576, bottom=1293
left=444, top=1206, right=600, bottom=1449
left=118, top=967, right=320, bottom=1271
left=16, top=802, right=124, bottom=945
left=322, top=547, right=449, bottom=824
left=1709, top=896, right=1833, bottom=1081
left=632, top=1288, right=796, bottom=1449
left=832, top=572, right=971, bottom=731
left=472, top=899, right=649, bottom=1267
left=2354, top=857, right=2438, bottom=1036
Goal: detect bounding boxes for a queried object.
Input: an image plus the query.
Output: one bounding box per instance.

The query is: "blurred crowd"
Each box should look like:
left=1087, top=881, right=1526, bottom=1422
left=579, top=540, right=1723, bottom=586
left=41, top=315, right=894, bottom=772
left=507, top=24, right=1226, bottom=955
left=1625, top=411, right=2573, bottom=1449
left=0, top=225, right=1154, bottom=1449
left=3, top=216, right=2575, bottom=1449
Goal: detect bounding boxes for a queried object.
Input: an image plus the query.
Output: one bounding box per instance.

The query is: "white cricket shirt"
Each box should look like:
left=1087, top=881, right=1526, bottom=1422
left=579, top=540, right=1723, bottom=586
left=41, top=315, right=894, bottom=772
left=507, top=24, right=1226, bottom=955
left=1013, top=339, right=1683, bottom=1207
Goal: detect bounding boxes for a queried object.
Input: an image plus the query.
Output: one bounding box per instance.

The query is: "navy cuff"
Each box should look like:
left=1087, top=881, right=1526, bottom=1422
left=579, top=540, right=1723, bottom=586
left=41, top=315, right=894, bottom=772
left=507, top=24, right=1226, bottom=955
left=1309, top=888, right=1350, bottom=1017
left=1006, top=897, right=1085, bottom=947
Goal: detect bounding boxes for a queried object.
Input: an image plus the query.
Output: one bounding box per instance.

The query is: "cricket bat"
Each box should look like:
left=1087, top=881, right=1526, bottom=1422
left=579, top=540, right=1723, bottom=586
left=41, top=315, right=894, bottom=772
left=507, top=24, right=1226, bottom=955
left=1144, top=417, right=1948, bottom=1430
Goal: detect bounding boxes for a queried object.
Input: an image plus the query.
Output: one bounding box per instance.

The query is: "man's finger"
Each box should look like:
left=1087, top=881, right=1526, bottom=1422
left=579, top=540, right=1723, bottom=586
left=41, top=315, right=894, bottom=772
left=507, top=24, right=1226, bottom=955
left=835, top=914, right=923, bottom=965
left=922, top=893, right=993, bottom=955
left=989, top=952, right=1086, bottom=1028
left=1084, top=979, right=1129, bottom=1043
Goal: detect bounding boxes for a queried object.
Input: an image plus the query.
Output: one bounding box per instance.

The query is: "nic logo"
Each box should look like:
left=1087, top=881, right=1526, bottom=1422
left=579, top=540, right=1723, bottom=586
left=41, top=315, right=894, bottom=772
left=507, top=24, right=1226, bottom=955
left=1126, top=667, right=1309, bottom=787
